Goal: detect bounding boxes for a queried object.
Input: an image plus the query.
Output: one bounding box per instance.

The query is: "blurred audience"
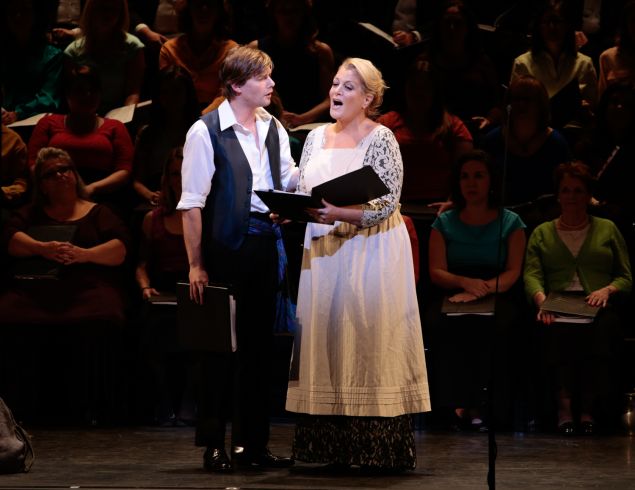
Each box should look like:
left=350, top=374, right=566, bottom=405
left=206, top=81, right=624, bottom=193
left=510, top=0, right=597, bottom=131
left=598, top=0, right=635, bottom=96
left=49, top=0, right=83, bottom=48
left=1, top=125, right=30, bottom=214
left=249, top=0, right=334, bottom=128
left=159, top=0, right=237, bottom=108
left=378, top=60, right=472, bottom=203
left=481, top=76, right=572, bottom=208
left=64, top=0, right=145, bottom=114
left=576, top=80, right=635, bottom=243
left=132, top=66, right=199, bottom=206
left=420, top=0, right=502, bottom=134
left=1, top=0, right=63, bottom=124
left=391, top=0, right=425, bottom=48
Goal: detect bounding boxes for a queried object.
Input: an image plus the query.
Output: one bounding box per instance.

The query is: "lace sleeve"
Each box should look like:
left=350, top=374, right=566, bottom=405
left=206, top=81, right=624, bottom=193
left=360, top=126, right=403, bottom=228
left=296, top=128, right=317, bottom=194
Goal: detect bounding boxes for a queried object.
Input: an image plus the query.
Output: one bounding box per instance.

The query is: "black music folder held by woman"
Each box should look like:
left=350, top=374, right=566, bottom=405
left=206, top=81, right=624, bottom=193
left=176, top=282, right=237, bottom=352
left=539, top=292, right=599, bottom=324
left=441, top=294, right=496, bottom=316
left=255, top=165, right=390, bottom=222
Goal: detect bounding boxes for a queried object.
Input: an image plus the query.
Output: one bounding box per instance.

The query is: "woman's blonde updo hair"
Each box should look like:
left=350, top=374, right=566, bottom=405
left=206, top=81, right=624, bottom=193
left=340, top=58, right=387, bottom=117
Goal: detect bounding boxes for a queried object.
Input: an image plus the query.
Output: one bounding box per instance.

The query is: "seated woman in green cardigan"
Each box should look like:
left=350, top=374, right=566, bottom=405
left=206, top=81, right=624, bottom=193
left=524, top=161, right=632, bottom=436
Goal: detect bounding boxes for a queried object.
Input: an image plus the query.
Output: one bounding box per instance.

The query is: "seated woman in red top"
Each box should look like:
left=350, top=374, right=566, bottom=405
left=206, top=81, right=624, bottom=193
left=136, top=147, right=188, bottom=299
left=28, top=66, right=134, bottom=215
left=378, top=60, right=473, bottom=204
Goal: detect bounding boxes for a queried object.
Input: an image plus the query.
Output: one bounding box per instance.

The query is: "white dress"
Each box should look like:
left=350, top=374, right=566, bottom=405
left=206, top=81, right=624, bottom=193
left=286, top=124, right=430, bottom=417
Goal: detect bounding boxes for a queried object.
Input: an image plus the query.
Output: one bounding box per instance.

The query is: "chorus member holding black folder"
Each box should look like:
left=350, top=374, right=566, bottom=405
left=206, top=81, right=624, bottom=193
left=524, top=161, right=632, bottom=435
left=426, top=150, right=526, bottom=431
left=284, top=58, right=429, bottom=472
left=177, top=46, right=297, bottom=472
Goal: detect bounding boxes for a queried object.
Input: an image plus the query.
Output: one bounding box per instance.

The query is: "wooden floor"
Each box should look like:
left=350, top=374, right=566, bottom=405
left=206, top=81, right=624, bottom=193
left=3, top=422, right=635, bottom=489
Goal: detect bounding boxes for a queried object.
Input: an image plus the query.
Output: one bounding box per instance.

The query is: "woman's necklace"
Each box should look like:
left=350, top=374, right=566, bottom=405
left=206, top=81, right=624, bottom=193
left=557, top=216, right=589, bottom=231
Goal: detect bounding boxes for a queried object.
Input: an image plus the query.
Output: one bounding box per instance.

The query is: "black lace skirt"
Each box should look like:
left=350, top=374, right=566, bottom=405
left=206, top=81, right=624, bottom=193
left=292, top=414, right=416, bottom=470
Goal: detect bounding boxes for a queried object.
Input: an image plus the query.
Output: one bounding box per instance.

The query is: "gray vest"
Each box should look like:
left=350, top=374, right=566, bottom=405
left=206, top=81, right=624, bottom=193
left=200, top=109, right=282, bottom=258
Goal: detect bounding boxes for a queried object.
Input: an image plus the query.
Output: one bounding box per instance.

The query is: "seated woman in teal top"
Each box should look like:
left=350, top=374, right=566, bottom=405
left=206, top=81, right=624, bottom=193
left=426, top=150, right=526, bottom=431
left=1, top=0, right=62, bottom=124
left=524, top=161, right=632, bottom=436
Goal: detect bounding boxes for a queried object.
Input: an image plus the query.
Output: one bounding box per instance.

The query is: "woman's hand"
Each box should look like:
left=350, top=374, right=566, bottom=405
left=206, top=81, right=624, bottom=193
left=142, top=287, right=160, bottom=301
left=448, top=292, right=479, bottom=303
left=307, top=199, right=338, bottom=225
left=537, top=309, right=556, bottom=325
left=392, top=30, right=416, bottom=47
left=533, top=291, right=555, bottom=325
left=37, top=241, right=68, bottom=263
left=459, top=277, right=490, bottom=298
left=56, top=242, right=90, bottom=264
left=586, top=287, right=612, bottom=307
left=51, top=27, right=77, bottom=44
left=471, top=116, right=492, bottom=131
left=428, top=200, right=453, bottom=216
left=146, top=190, right=161, bottom=206
left=2, top=109, right=17, bottom=125
left=281, top=111, right=305, bottom=129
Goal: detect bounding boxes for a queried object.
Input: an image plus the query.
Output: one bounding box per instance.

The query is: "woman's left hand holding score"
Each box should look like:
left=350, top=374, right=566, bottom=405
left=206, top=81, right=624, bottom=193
left=307, top=199, right=337, bottom=224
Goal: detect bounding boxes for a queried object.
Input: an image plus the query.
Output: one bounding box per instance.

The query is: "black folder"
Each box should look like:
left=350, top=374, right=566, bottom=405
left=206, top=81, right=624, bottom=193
left=176, top=282, right=236, bottom=352
left=13, top=225, right=77, bottom=280
left=540, top=292, right=599, bottom=323
left=255, top=165, right=390, bottom=222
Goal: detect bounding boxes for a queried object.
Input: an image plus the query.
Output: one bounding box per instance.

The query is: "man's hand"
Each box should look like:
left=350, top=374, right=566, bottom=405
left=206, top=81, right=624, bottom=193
left=189, top=266, right=209, bottom=305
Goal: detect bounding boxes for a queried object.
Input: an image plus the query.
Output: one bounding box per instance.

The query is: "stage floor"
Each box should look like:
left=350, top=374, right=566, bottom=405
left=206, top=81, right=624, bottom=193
left=3, top=422, right=635, bottom=489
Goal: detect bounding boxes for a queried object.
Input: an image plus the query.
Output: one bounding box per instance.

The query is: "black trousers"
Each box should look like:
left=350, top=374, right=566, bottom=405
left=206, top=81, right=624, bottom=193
left=195, top=233, right=278, bottom=451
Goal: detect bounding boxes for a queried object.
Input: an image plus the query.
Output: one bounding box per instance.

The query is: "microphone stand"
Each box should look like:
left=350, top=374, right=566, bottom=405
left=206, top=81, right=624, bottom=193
left=487, top=104, right=512, bottom=490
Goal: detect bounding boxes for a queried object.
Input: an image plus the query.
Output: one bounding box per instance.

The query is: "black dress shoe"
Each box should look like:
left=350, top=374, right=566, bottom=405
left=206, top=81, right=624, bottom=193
left=233, top=447, right=294, bottom=468
left=203, top=447, right=232, bottom=472
left=557, top=421, right=575, bottom=436
left=580, top=421, right=595, bottom=435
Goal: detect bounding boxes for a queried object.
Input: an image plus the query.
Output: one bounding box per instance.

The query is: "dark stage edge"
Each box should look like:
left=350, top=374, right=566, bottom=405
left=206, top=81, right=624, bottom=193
left=2, top=422, right=635, bottom=489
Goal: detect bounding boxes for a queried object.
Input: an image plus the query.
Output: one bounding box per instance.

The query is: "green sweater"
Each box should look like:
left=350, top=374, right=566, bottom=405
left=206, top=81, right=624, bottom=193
left=524, top=216, right=632, bottom=302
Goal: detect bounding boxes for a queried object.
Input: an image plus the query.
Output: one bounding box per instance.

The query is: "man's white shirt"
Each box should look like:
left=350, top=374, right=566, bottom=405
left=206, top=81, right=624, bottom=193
left=177, top=99, right=297, bottom=213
